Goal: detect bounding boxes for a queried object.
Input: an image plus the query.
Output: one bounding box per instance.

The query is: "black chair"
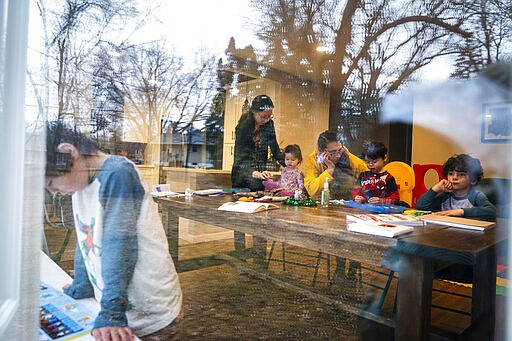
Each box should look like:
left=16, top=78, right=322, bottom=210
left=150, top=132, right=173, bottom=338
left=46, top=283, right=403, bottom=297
left=475, top=177, right=510, bottom=217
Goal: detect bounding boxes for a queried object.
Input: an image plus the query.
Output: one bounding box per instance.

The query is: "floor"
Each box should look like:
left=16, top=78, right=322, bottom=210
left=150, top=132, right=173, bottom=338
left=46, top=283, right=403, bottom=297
left=44, top=225, right=507, bottom=340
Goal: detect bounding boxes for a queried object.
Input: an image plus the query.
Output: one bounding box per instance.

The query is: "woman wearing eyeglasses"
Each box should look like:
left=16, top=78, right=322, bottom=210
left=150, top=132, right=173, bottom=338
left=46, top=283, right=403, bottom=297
left=231, top=95, right=285, bottom=261
left=304, top=130, right=368, bottom=283
left=231, top=95, right=285, bottom=191
left=304, top=130, right=368, bottom=200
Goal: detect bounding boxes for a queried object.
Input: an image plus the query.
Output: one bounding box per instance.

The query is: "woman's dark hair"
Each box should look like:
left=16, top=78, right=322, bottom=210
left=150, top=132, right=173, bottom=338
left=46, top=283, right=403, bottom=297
left=317, top=130, right=339, bottom=151
left=283, top=144, right=303, bottom=163
left=362, top=141, right=387, bottom=160
left=251, top=95, right=274, bottom=112
left=442, top=154, right=484, bottom=184
left=46, top=120, right=99, bottom=177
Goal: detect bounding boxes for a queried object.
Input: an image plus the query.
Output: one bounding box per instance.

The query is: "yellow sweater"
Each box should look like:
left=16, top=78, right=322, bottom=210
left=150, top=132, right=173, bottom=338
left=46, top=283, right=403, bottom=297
left=304, top=147, right=368, bottom=199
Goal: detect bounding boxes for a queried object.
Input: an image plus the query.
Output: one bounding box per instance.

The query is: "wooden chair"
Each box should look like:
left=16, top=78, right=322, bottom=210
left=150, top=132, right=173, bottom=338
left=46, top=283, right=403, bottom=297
left=382, top=161, right=415, bottom=207
left=43, top=190, right=74, bottom=263
left=266, top=241, right=331, bottom=288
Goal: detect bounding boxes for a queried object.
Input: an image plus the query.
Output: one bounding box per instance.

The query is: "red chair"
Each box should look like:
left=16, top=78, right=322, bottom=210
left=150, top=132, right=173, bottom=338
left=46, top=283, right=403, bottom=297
left=411, top=164, right=443, bottom=208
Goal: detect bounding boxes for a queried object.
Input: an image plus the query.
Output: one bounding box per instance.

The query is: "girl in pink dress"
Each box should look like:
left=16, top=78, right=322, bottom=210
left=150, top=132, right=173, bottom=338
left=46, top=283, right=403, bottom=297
left=264, top=144, right=304, bottom=196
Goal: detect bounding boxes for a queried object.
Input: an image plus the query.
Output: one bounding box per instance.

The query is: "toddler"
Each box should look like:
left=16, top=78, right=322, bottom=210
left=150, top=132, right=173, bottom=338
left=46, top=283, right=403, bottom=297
left=264, top=144, right=304, bottom=196
left=352, top=141, right=399, bottom=204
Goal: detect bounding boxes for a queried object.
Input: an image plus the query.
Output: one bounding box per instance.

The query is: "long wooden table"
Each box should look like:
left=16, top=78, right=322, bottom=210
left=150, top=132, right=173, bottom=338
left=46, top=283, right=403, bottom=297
left=155, top=195, right=507, bottom=340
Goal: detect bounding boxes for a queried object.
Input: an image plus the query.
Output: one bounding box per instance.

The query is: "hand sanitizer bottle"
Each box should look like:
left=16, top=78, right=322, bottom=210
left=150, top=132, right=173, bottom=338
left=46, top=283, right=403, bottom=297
left=321, top=178, right=330, bottom=208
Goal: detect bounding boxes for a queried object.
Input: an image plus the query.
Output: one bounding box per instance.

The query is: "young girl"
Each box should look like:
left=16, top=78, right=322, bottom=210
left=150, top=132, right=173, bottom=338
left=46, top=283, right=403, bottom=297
left=264, top=144, right=304, bottom=196
left=352, top=141, right=400, bottom=204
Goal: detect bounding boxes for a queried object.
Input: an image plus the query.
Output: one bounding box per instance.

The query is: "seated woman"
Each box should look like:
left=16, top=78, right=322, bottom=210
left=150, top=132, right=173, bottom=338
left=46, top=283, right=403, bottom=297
left=304, top=130, right=368, bottom=282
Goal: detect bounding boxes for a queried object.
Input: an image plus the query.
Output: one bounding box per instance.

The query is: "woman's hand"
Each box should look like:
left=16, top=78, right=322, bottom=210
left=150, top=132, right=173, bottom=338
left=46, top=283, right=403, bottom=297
left=432, top=179, right=453, bottom=193
left=252, top=170, right=273, bottom=180
left=92, top=326, right=134, bottom=341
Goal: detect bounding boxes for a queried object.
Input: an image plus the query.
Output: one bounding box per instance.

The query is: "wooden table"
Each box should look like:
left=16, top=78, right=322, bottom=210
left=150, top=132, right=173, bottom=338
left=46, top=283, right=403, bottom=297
left=156, top=196, right=507, bottom=340
left=395, top=221, right=507, bottom=340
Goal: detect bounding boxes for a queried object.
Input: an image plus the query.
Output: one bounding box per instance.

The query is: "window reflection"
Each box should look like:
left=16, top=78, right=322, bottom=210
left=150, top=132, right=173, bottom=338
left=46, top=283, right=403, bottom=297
left=23, top=0, right=511, bottom=340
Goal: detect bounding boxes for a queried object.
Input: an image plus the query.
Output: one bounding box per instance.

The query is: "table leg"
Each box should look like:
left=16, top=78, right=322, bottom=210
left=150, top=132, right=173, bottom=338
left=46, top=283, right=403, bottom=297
left=163, top=208, right=179, bottom=263
left=395, top=253, right=433, bottom=341
left=471, top=248, right=496, bottom=339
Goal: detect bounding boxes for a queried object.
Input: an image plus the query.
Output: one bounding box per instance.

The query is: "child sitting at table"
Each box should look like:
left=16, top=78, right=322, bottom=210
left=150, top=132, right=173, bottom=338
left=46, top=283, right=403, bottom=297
left=416, top=154, right=496, bottom=221
left=45, top=120, right=182, bottom=340
left=264, top=144, right=305, bottom=196
left=352, top=141, right=400, bottom=204
left=417, top=154, right=496, bottom=283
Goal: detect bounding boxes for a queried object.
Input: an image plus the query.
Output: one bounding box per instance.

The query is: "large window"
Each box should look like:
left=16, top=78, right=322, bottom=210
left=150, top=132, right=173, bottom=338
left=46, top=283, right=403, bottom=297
left=0, top=0, right=40, bottom=339
left=1, top=0, right=510, bottom=339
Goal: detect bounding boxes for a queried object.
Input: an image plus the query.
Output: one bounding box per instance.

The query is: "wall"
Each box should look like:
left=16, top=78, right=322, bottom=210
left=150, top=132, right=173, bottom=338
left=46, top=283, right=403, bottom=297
left=409, top=78, right=511, bottom=184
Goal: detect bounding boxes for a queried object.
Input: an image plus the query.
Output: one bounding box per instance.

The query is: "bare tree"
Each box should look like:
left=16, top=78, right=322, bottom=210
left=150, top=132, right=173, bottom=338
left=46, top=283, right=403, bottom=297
left=248, top=0, right=472, bottom=144
left=94, top=42, right=218, bottom=135
left=28, top=0, right=144, bottom=128
left=92, top=41, right=219, bottom=165
left=451, top=0, right=512, bottom=78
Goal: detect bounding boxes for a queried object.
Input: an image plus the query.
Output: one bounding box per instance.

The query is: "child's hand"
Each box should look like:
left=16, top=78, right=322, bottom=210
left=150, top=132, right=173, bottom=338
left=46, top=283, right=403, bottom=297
left=367, top=197, right=381, bottom=204
left=354, top=195, right=365, bottom=204
left=432, top=179, right=453, bottom=193
left=434, top=209, right=464, bottom=217
left=253, top=170, right=273, bottom=180
left=92, top=326, right=134, bottom=341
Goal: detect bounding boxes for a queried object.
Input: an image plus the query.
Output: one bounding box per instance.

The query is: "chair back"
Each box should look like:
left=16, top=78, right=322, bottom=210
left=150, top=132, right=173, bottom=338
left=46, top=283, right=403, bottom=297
left=475, top=177, right=511, bottom=218
left=382, top=161, right=415, bottom=207
left=411, top=164, right=444, bottom=208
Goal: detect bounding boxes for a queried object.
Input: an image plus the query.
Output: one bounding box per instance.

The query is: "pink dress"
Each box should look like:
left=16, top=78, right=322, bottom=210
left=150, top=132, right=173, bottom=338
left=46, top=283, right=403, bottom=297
left=279, top=167, right=304, bottom=194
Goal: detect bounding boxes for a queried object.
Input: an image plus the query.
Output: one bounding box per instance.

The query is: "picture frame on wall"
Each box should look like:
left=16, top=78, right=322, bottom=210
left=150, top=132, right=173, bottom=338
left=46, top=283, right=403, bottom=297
left=481, top=101, right=512, bottom=143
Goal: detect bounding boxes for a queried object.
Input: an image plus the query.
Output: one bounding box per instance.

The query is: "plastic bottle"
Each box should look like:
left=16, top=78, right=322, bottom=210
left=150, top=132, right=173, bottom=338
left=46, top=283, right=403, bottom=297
left=321, top=178, right=330, bottom=208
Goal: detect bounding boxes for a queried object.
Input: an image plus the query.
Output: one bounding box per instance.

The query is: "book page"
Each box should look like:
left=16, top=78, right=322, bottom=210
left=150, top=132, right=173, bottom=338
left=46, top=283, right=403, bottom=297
left=346, top=213, right=424, bottom=226
left=218, top=201, right=279, bottom=213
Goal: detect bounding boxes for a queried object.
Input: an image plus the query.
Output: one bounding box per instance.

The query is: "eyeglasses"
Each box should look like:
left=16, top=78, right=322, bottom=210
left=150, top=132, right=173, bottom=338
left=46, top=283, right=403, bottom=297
left=325, top=147, right=343, bottom=156
left=256, top=111, right=274, bottom=122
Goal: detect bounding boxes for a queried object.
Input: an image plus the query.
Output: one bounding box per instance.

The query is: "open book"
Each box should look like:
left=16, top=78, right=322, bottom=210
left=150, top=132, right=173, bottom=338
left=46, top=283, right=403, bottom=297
left=218, top=201, right=279, bottom=213
left=419, top=214, right=495, bottom=231
left=346, top=213, right=424, bottom=226
left=347, top=222, right=414, bottom=238
left=151, top=184, right=183, bottom=197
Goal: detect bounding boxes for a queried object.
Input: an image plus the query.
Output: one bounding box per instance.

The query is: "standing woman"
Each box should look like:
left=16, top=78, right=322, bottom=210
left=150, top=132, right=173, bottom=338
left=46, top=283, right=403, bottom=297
left=231, top=94, right=285, bottom=190
left=231, top=95, right=285, bottom=261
